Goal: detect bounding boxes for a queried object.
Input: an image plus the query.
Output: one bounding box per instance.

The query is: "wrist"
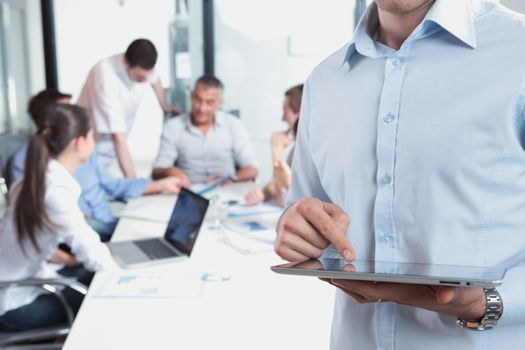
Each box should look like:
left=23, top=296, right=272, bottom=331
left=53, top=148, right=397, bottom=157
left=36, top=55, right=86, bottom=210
left=168, top=168, right=184, bottom=179
left=144, top=180, right=162, bottom=194
left=459, top=290, right=487, bottom=322
left=457, top=288, right=503, bottom=331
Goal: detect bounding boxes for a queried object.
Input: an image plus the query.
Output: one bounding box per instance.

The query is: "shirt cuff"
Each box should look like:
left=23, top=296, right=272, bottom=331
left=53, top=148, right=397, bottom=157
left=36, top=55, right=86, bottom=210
left=493, top=263, right=525, bottom=326
left=127, top=179, right=151, bottom=198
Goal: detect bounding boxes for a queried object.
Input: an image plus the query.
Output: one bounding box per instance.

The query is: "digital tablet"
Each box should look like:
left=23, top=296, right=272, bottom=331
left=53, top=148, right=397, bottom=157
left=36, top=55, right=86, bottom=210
left=271, top=258, right=506, bottom=287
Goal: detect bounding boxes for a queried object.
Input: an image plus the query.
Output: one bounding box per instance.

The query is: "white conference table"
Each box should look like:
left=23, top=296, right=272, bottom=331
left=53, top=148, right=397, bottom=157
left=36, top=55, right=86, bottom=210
left=63, top=182, right=335, bottom=350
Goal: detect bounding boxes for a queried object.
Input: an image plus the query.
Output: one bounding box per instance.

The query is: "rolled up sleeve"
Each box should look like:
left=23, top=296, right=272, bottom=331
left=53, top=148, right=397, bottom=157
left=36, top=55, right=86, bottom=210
left=97, top=162, right=149, bottom=199
left=90, top=66, right=127, bottom=134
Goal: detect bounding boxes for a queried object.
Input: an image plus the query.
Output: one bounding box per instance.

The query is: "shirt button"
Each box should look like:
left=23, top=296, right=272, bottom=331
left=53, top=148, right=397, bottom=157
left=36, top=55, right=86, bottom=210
left=390, top=56, right=402, bottom=67
left=380, top=233, right=395, bottom=247
left=380, top=175, right=392, bottom=185
left=383, top=113, right=395, bottom=124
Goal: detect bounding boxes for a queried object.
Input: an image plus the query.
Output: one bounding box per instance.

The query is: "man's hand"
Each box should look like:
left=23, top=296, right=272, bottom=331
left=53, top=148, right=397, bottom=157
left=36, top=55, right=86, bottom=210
left=323, top=275, right=487, bottom=321
left=152, top=166, right=191, bottom=185
left=144, top=176, right=191, bottom=195
left=161, top=176, right=191, bottom=192
left=274, top=198, right=354, bottom=262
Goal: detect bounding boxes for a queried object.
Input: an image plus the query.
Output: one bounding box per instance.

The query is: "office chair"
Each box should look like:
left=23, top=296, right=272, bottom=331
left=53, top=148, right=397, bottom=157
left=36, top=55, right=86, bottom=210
left=0, top=278, right=88, bottom=350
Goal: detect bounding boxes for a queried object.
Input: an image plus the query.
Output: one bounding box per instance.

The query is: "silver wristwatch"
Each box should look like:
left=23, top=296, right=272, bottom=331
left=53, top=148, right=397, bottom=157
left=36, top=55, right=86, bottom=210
left=456, top=287, right=503, bottom=331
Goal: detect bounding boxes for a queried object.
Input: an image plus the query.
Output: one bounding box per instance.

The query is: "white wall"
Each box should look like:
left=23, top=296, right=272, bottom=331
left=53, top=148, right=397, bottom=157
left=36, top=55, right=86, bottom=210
left=212, top=0, right=356, bottom=183
left=54, top=0, right=357, bottom=181
left=54, top=0, right=175, bottom=177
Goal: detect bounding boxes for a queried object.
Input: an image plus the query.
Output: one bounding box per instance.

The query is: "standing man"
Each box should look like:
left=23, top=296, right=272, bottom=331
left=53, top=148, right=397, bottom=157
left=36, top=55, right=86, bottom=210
left=275, top=0, right=525, bottom=348
left=78, top=38, right=179, bottom=179
left=152, top=75, right=258, bottom=184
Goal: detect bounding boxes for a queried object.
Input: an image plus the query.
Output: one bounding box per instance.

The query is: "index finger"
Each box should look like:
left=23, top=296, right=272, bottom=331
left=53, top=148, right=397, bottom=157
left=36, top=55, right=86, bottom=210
left=296, top=201, right=355, bottom=261
left=323, top=202, right=351, bottom=232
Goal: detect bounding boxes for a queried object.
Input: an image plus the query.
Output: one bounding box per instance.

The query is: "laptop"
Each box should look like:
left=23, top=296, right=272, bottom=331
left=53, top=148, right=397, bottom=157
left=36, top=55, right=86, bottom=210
left=108, top=188, right=209, bottom=268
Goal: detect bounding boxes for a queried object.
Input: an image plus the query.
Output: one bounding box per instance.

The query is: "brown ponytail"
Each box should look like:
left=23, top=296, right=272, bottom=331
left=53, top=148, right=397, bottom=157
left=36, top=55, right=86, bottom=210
left=14, top=104, right=91, bottom=251
left=285, top=84, right=304, bottom=136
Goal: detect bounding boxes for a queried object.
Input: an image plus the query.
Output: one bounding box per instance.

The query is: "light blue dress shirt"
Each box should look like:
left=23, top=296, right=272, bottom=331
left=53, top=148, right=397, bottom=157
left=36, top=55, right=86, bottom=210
left=11, top=146, right=149, bottom=224
left=287, top=1, right=525, bottom=348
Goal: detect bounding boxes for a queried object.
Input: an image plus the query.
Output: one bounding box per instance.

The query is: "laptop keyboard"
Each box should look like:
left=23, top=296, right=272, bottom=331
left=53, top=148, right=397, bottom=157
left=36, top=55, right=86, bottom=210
left=134, top=239, right=179, bottom=260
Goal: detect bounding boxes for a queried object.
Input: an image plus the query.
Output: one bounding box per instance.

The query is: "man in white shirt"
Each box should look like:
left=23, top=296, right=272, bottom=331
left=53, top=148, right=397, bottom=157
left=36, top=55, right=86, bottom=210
left=152, top=76, right=258, bottom=184
left=275, top=0, right=525, bottom=348
left=77, top=38, right=179, bottom=179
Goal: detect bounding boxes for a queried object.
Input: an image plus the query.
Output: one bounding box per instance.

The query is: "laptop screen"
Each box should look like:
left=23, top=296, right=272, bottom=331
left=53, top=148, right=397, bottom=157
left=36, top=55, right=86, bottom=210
left=163, top=188, right=209, bottom=255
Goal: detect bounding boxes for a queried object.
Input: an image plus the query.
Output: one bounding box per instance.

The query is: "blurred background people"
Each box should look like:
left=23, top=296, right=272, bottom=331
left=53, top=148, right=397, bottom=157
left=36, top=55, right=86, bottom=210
left=0, top=105, right=115, bottom=332
left=245, top=84, right=303, bottom=207
left=77, top=38, right=180, bottom=179
left=152, top=75, right=258, bottom=185
left=11, top=89, right=189, bottom=242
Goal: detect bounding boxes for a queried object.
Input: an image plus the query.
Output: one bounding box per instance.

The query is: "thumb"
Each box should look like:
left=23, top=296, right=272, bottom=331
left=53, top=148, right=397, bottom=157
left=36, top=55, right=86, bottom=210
left=322, top=203, right=354, bottom=261
left=436, top=286, right=457, bottom=304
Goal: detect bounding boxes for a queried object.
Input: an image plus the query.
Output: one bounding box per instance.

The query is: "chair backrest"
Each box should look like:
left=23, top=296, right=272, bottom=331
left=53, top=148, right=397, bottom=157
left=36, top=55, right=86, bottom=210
left=0, top=325, right=69, bottom=349
left=0, top=278, right=87, bottom=348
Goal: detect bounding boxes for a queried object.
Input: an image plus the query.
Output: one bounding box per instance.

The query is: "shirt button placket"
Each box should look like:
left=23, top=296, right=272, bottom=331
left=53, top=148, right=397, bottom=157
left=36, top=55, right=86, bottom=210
left=373, top=52, right=407, bottom=262
left=373, top=51, right=408, bottom=350
left=203, top=136, right=210, bottom=179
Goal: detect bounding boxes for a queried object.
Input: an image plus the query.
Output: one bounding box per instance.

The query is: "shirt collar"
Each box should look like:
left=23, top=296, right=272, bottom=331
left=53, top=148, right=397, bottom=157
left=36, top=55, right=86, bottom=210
left=424, top=0, right=476, bottom=49
left=341, top=0, right=476, bottom=68
left=185, top=111, right=224, bottom=130
left=214, top=111, right=225, bottom=127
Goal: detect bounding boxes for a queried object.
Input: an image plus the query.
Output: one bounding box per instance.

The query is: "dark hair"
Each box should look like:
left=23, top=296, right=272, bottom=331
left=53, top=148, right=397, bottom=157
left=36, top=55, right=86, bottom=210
left=124, top=39, right=158, bottom=69
left=285, top=84, right=304, bottom=135
left=15, top=104, right=91, bottom=252
left=195, top=75, right=224, bottom=90
left=27, top=89, right=72, bottom=128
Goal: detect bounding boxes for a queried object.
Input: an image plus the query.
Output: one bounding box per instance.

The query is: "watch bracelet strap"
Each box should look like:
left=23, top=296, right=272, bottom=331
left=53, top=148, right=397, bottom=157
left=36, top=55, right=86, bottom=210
left=456, top=287, right=503, bottom=331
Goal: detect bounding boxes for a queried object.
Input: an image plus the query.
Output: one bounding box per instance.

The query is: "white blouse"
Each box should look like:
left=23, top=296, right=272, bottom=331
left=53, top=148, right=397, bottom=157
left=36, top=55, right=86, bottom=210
left=0, top=160, right=116, bottom=316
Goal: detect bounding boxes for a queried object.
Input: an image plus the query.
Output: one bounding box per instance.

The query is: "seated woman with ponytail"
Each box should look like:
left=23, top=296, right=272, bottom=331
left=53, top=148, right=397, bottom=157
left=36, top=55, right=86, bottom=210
left=0, top=104, right=116, bottom=331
